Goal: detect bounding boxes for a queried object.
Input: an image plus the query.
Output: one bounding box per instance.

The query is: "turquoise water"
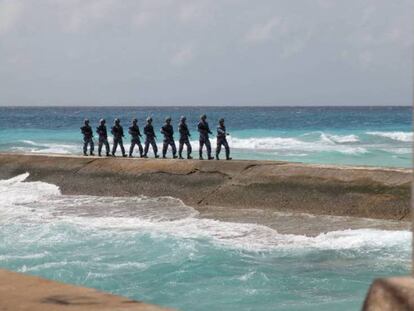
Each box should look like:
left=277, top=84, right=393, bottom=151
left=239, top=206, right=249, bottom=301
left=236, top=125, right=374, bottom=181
left=0, top=174, right=410, bottom=310
left=0, top=106, right=411, bottom=167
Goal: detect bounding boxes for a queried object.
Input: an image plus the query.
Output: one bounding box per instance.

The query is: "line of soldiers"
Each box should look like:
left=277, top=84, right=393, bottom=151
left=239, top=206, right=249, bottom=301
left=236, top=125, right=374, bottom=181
left=80, top=114, right=232, bottom=160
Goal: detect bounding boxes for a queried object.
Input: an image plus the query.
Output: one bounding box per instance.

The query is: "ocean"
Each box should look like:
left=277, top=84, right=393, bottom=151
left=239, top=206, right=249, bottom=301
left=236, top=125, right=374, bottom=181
left=0, top=106, right=411, bottom=167
left=0, top=106, right=412, bottom=310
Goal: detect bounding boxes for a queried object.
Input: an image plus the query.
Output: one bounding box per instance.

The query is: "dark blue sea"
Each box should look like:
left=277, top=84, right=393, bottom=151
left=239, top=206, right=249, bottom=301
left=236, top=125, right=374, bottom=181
left=0, top=106, right=411, bottom=167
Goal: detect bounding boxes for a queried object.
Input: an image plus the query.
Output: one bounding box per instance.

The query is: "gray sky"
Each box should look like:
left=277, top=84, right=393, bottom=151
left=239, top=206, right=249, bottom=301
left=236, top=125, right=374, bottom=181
left=0, top=0, right=412, bottom=106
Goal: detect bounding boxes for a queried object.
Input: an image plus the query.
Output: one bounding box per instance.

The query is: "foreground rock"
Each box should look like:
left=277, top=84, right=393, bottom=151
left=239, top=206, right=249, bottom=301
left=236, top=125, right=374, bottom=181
left=363, top=277, right=414, bottom=311
left=0, top=153, right=410, bottom=221
left=0, top=269, right=172, bottom=310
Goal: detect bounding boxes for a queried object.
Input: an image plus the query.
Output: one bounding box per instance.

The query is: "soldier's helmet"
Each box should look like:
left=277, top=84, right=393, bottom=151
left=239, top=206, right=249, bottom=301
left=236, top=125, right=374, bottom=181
left=114, top=118, right=120, bottom=124
left=200, top=114, right=207, bottom=120
left=84, top=119, right=89, bottom=124
left=180, top=116, right=186, bottom=122
left=132, top=118, right=138, bottom=124
left=147, top=117, right=153, bottom=123
left=165, top=116, right=172, bottom=123
left=219, top=118, right=225, bottom=124
left=100, top=118, right=105, bottom=125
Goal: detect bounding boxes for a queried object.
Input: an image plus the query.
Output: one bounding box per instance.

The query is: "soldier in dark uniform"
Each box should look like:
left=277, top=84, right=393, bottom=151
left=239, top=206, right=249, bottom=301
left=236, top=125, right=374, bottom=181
left=111, top=118, right=127, bottom=157
left=143, top=117, right=159, bottom=158
left=96, top=118, right=110, bottom=157
left=178, top=116, right=192, bottom=159
left=80, top=119, right=94, bottom=156
left=216, top=118, right=232, bottom=160
left=160, top=117, right=177, bottom=159
left=128, top=118, right=143, bottom=157
left=198, top=114, right=214, bottom=160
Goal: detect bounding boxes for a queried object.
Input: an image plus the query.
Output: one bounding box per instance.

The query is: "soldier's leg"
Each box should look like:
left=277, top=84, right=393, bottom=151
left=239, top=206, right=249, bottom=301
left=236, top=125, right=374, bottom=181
left=178, top=141, right=184, bottom=158
left=98, top=139, right=103, bottom=156
left=89, top=139, right=94, bottom=155
left=171, top=141, right=177, bottom=157
left=216, top=140, right=222, bottom=159
left=199, top=139, right=204, bottom=158
left=129, top=139, right=136, bottom=156
left=151, top=139, right=159, bottom=157
left=112, top=139, right=118, bottom=155
left=223, top=139, right=231, bottom=159
left=104, top=139, right=110, bottom=156
left=162, top=140, right=168, bottom=157
left=144, top=140, right=150, bottom=156
left=138, top=141, right=143, bottom=157
left=186, top=140, right=192, bottom=159
left=119, top=138, right=126, bottom=156
left=205, top=138, right=212, bottom=159
left=83, top=138, right=88, bottom=155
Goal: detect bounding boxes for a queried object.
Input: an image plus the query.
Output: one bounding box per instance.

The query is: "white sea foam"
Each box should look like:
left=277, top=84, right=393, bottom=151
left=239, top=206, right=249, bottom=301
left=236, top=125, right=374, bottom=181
left=229, top=136, right=367, bottom=155
left=367, top=131, right=413, bottom=142
left=0, top=174, right=410, bottom=253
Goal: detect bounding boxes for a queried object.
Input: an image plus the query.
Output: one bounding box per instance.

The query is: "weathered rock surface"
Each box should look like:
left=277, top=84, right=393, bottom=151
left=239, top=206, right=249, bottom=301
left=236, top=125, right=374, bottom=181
left=0, top=269, right=172, bottom=310
left=0, top=153, right=410, bottom=220
left=363, top=277, right=414, bottom=311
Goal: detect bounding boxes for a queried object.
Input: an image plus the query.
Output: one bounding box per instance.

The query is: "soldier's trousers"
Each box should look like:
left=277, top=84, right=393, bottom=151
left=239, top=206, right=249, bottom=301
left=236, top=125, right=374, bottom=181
left=216, top=138, right=230, bottom=159
left=162, top=139, right=177, bottom=157
left=83, top=137, right=94, bottom=155
left=112, top=138, right=126, bottom=156
left=199, top=137, right=211, bottom=158
left=144, top=138, right=158, bottom=156
left=179, top=138, right=192, bottom=157
left=98, top=137, right=110, bottom=155
left=130, top=138, right=143, bottom=156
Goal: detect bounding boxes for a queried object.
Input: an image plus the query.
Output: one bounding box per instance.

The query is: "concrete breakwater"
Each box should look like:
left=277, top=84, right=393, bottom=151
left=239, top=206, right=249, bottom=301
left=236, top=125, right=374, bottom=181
left=0, top=153, right=410, bottom=221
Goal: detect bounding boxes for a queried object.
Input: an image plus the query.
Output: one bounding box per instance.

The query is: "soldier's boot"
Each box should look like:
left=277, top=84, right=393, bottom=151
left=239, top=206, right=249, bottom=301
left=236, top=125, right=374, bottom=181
left=216, top=153, right=220, bottom=160
left=187, top=154, right=193, bottom=160
left=178, top=152, right=184, bottom=159
left=106, top=152, right=110, bottom=157
left=155, top=154, right=160, bottom=158
left=83, top=153, right=88, bottom=156
left=173, top=154, right=178, bottom=159
left=208, top=156, right=214, bottom=160
left=90, top=152, right=95, bottom=156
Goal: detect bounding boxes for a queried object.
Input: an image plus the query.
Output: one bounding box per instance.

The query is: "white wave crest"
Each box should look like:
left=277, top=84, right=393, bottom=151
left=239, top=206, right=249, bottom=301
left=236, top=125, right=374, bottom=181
left=229, top=136, right=367, bottom=155
left=367, top=131, right=413, bottom=142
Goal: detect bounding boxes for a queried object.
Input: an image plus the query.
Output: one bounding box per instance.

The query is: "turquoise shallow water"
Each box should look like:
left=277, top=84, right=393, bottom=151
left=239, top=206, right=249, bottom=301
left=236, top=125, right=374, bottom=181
left=0, top=174, right=410, bottom=310
left=0, top=106, right=411, bottom=167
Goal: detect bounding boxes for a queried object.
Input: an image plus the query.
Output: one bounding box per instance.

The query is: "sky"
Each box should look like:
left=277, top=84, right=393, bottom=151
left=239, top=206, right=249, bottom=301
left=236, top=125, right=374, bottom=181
left=0, top=0, right=412, bottom=106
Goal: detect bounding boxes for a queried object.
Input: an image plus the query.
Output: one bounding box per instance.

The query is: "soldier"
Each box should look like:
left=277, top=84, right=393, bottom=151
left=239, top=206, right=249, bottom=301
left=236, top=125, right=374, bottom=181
left=96, top=118, right=110, bottom=157
left=197, top=114, right=214, bottom=160
left=216, top=118, right=232, bottom=160
left=160, top=116, right=177, bottom=159
left=143, top=117, right=159, bottom=158
left=128, top=118, right=143, bottom=157
left=111, top=118, right=127, bottom=157
left=80, top=119, right=94, bottom=156
left=178, top=116, right=192, bottom=159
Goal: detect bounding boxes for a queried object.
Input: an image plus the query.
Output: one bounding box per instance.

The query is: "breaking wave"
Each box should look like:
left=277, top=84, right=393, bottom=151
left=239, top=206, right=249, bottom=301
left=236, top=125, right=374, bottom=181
left=366, top=131, right=413, bottom=142
left=0, top=174, right=410, bottom=253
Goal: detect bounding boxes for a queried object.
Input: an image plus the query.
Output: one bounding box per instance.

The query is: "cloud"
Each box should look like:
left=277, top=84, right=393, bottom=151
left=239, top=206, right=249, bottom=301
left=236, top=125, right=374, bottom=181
left=171, top=45, right=194, bottom=66
left=56, top=0, right=115, bottom=33
left=244, top=17, right=281, bottom=44
left=0, top=0, right=24, bottom=35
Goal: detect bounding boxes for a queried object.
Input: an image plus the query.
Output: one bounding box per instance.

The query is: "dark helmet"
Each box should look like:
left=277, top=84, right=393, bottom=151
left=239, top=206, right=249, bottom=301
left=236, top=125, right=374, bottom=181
left=180, top=115, right=186, bottom=122
left=99, top=118, right=105, bottom=125
left=132, top=118, right=138, bottom=124
left=84, top=119, right=89, bottom=124
left=114, top=118, right=120, bottom=124
left=146, top=116, right=153, bottom=123
left=165, top=116, right=172, bottom=123
left=200, top=114, right=207, bottom=120
left=219, top=118, right=225, bottom=124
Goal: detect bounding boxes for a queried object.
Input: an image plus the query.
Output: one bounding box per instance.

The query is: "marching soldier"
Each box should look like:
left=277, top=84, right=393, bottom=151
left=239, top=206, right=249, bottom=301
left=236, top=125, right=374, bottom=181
left=96, top=119, right=110, bottom=156
left=143, top=117, right=159, bottom=158
left=80, top=119, right=94, bottom=156
left=178, top=116, right=192, bottom=159
left=111, top=118, right=127, bottom=157
left=128, top=118, right=143, bottom=157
